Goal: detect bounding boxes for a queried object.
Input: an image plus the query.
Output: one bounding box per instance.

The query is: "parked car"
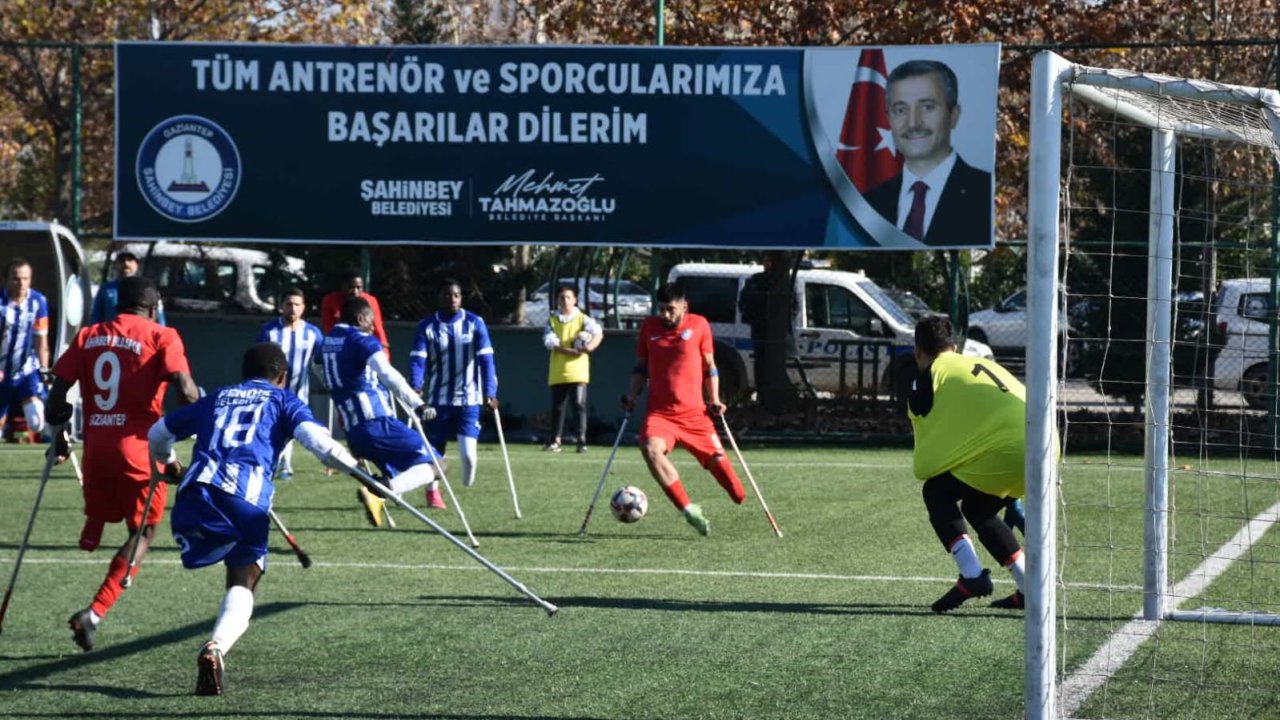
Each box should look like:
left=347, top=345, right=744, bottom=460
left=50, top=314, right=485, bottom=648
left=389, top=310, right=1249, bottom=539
left=884, top=287, right=935, bottom=321
left=968, top=288, right=1084, bottom=376
left=1212, top=278, right=1276, bottom=409
left=91, top=242, right=307, bottom=315
left=522, top=277, right=651, bottom=328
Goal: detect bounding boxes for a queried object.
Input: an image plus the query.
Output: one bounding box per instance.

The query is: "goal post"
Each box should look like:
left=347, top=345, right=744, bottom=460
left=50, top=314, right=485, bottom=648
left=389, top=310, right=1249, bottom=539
left=1026, top=50, right=1280, bottom=720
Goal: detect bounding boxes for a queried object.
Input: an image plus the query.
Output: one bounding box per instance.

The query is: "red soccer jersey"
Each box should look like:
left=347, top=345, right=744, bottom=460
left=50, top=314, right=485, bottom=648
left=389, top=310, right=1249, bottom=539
left=637, top=313, right=713, bottom=416
left=53, top=314, right=189, bottom=448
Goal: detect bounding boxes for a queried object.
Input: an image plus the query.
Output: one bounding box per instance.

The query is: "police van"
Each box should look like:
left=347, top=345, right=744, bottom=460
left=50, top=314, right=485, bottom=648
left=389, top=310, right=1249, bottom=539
left=666, top=262, right=993, bottom=400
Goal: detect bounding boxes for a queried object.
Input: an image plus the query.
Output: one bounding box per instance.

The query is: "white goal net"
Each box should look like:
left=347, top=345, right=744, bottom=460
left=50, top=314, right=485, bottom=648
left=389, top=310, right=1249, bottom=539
left=1027, top=52, right=1280, bottom=720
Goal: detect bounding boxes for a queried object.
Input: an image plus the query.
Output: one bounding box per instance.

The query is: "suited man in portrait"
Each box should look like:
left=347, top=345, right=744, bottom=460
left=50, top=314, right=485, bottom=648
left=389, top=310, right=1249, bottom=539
left=864, top=59, right=993, bottom=247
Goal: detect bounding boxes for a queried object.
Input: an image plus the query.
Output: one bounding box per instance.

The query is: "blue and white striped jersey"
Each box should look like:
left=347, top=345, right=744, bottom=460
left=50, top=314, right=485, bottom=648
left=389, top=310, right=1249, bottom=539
left=320, top=323, right=394, bottom=429
left=257, top=319, right=322, bottom=402
left=0, top=288, right=48, bottom=383
left=163, top=378, right=314, bottom=511
left=409, top=310, right=497, bottom=407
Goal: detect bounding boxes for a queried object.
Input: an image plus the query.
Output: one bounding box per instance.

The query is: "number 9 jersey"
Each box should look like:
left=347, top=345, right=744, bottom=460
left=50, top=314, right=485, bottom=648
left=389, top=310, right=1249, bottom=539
left=907, top=350, right=1027, bottom=498
left=53, top=313, right=191, bottom=481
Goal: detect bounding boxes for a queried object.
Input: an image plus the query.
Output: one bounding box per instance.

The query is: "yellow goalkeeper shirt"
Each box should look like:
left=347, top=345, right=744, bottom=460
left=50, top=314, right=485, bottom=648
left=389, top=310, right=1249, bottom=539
left=545, top=309, right=599, bottom=385
left=907, top=350, right=1026, bottom=498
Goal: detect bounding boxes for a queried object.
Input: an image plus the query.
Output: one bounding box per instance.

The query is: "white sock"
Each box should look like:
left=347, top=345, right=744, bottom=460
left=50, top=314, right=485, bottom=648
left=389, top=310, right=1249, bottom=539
left=949, top=535, right=983, bottom=578
left=388, top=463, right=435, bottom=495
left=458, top=435, right=477, bottom=487
left=23, top=397, right=45, bottom=434
left=1005, top=549, right=1026, bottom=592
left=88, top=609, right=102, bottom=626
left=210, top=585, right=255, bottom=653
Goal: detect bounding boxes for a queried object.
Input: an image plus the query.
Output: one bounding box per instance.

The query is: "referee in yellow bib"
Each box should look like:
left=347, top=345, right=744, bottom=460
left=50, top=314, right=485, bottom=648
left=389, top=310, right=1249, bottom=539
left=909, top=315, right=1026, bottom=612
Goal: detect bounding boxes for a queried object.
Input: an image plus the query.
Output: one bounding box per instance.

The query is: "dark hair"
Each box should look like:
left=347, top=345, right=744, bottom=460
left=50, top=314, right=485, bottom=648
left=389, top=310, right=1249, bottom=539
left=914, top=315, right=956, bottom=355
left=341, top=295, right=372, bottom=325
left=7, top=257, right=31, bottom=275
left=887, top=59, right=959, bottom=109
left=117, top=276, right=159, bottom=311
left=439, top=277, right=462, bottom=294
left=555, top=283, right=577, bottom=299
left=340, top=268, right=362, bottom=283
left=281, top=286, right=305, bottom=303
left=656, top=281, right=686, bottom=304
left=115, top=251, right=139, bottom=264
left=243, top=342, right=287, bottom=381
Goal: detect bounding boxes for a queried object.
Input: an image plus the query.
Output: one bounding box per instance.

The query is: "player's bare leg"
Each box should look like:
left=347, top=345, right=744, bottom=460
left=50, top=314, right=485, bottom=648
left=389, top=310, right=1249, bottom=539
left=639, top=437, right=708, bottom=536
left=70, top=524, right=158, bottom=651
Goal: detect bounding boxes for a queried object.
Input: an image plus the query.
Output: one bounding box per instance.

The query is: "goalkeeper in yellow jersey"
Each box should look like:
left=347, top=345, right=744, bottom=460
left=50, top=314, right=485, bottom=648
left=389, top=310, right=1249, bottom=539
left=908, top=315, right=1026, bottom=612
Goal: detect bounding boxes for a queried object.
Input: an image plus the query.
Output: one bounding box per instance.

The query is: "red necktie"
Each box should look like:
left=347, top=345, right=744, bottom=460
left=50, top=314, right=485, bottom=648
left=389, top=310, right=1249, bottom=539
left=904, top=180, right=929, bottom=240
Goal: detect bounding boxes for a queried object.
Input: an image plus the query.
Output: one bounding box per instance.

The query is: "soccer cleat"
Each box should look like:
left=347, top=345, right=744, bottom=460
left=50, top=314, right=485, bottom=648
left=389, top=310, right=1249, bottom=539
left=542, top=441, right=562, bottom=453
left=278, top=470, right=293, bottom=481
left=683, top=503, right=710, bottom=536
left=577, top=444, right=588, bottom=454
left=195, top=641, right=225, bottom=696
left=931, top=569, right=994, bottom=613
left=425, top=484, right=447, bottom=509
left=991, top=590, right=1025, bottom=610
left=68, top=609, right=98, bottom=652
left=356, top=487, right=385, bottom=528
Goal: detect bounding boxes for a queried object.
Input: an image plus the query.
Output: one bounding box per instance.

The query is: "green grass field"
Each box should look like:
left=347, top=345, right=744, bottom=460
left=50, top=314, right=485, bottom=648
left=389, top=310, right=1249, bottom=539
left=1, top=442, right=1277, bottom=719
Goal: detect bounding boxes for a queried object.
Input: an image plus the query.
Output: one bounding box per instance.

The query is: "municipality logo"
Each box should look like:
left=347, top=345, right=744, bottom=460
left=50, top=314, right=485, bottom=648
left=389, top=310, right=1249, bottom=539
left=136, top=115, right=241, bottom=223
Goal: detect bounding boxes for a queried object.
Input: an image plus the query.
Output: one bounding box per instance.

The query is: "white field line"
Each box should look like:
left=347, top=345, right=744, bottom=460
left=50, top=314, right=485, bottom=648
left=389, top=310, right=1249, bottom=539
left=1060, top=499, right=1280, bottom=719
left=0, top=554, right=1137, bottom=592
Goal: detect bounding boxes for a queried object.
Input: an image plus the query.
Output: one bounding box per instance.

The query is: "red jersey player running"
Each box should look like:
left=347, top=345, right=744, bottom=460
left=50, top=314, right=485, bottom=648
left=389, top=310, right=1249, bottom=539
left=46, top=276, right=199, bottom=651
left=621, top=282, right=745, bottom=536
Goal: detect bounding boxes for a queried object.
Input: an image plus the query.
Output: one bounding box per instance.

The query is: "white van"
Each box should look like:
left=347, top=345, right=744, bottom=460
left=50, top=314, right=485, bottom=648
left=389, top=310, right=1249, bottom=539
left=1212, top=277, right=1275, bottom=409
left=667, top=262, right=993, bottom=399
left=92, top=242, right=307, bottom=314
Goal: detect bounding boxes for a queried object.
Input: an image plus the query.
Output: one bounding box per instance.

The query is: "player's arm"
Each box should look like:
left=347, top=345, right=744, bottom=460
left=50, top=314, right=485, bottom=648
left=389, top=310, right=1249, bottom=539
left=33, top=306, right=49, bottom=370
left=621, top=328, right=648, bottom=410
left=409, top=321, right=428, bottom=390
left=544, top=321, right=577, bottom=356
left=583, top=315, right=604, bottom=352
left=294, top=420, right=358, bottom=471
left=475, top=318, right=498, bottom=407
left=370, top=295, right=391, bottom=357
left=367, top=350, right=424, bottom=411
left=146, top=405, right=202, bottom=481
left=907, top=364, right=934, bottom=418
left=168, top=370, right=200, bottom=406
left=702, top=350, right=725, bottom=416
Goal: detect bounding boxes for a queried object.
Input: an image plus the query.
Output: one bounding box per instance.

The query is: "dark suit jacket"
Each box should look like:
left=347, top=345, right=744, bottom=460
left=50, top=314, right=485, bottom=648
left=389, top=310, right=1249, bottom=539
left=863, top=156, right=992, bottom=247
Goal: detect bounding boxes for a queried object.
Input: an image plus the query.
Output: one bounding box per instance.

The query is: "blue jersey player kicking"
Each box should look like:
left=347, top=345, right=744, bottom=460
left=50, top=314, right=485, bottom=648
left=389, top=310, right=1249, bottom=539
left=146, top=342, right=358, bottom=696
left=409, top=279, right=498, bottom=491
left=320, top=296, right=442, bottom=522
left=257, top=287, right=323, bottom=479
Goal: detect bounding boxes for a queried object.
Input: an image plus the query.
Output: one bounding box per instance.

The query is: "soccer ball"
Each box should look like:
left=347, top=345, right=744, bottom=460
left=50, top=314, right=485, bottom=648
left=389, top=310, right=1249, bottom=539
left=573, top=330, right=594, bottom=351
left=610, top=486, right=648, bottom=523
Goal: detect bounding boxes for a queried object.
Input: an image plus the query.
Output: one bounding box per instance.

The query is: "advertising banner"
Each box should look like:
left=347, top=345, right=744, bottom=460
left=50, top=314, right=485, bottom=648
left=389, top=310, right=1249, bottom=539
left=115, top=42, right=999, bottom=249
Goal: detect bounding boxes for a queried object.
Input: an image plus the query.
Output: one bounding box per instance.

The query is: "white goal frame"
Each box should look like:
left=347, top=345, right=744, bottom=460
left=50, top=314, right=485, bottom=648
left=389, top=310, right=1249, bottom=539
left=1026, top=51, right=1280, bottom=720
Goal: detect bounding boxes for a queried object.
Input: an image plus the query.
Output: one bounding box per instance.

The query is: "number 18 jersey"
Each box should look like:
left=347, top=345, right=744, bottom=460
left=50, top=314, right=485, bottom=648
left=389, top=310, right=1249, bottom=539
left=54, top=314, right=190, bottom=445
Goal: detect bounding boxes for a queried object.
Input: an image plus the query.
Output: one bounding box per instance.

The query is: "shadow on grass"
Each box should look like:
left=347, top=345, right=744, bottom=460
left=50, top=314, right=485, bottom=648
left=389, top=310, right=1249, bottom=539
left=0, top=707, right=593, bottom=712
left=0, top=602, right=302, bottom=696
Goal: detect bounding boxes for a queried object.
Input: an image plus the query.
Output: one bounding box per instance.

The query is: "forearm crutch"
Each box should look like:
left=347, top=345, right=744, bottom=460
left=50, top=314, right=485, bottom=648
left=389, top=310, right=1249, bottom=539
left=719, top=414, right=782, bottom=538
left=121, top=473, right=161, bottom=588
left=269, top=508, right=312, bottom=568
left=396, top=397, right=479, bottom=548
left=348, top=464, right=556, bottom=616
left=491, top=406, right=522, bottom=519
left=0, top=433, right=62, bottom=632
left=578, top=411, right=631, bottom=537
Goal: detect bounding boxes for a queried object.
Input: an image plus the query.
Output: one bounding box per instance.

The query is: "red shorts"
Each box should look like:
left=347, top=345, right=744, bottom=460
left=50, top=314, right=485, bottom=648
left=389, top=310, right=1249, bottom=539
left=639, top=411, right=725, bottom=466
left=81, top=442, right=167, bottom=530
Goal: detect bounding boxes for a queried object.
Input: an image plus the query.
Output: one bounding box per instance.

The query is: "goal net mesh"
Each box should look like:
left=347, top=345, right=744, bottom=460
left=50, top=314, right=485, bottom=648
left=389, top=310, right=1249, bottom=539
left=1055, top=66, right=1280, bottom=719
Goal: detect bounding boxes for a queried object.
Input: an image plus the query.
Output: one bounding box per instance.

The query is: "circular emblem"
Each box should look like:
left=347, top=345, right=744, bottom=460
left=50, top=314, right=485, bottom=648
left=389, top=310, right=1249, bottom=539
left=680, top=328, right=693, bottom=341
left=136, top=115, right=241, bottom=223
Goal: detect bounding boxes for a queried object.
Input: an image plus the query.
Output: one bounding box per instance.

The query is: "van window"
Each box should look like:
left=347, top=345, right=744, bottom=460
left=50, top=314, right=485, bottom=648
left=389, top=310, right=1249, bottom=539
left=682, top=276, right=738, bottom=323
left=806, top=283, right=879, bottom=335
left=1240, top=293, right=1270, bottom=321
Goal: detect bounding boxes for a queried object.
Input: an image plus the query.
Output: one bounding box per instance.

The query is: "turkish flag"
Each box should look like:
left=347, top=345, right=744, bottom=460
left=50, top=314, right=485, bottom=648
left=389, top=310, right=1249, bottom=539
left=836, top=49, right=901, bottom=193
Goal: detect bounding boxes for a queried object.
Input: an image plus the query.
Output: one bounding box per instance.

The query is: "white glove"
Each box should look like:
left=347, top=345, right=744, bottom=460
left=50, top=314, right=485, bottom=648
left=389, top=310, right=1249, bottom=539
left=323, top=445, right=358, bottom=472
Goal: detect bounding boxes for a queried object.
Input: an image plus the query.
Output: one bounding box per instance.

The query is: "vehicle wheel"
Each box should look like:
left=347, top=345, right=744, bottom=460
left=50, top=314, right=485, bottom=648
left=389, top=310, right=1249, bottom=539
left=967, top=328, right=988, bottom=345
left=1241, top=363, right=1274, bottom=411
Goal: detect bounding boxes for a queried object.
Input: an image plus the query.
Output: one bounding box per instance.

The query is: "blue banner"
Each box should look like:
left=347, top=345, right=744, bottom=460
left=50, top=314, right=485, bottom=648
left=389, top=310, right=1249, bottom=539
left=114, top=42, right=999, bottom=250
